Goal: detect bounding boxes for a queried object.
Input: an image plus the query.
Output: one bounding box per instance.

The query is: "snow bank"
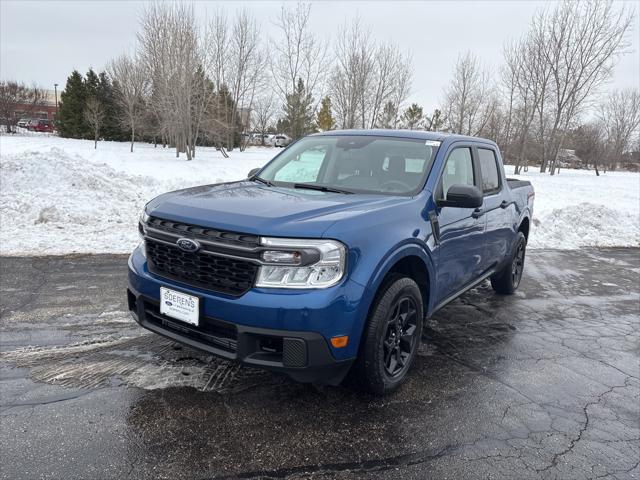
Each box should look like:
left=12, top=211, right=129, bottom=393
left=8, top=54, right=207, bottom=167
left=1, top=136, right=274, bottom=255
left=1, top=146, right=158, bottom=254
left=505, top=165, right=640, bottom=249
left=0, top=134, right=638, bottom=255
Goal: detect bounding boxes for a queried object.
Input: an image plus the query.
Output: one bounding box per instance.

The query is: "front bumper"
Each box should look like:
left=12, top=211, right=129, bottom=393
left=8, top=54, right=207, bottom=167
left=127, top=247, right=365, bottom=385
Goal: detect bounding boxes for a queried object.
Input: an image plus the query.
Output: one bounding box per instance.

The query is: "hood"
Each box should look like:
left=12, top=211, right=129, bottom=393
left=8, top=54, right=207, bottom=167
left=146, top=181, right=411, bottom=238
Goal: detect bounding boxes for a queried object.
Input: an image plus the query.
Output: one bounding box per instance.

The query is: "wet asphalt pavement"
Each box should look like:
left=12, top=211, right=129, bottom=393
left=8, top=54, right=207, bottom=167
left=0, top=249, right=638, bottom=480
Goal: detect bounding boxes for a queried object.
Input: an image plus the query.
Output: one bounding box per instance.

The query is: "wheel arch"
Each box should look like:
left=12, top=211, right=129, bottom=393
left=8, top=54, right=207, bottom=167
left=518, top=216, right=530, bottom=242
left=359, top=242, right=435, bottom=326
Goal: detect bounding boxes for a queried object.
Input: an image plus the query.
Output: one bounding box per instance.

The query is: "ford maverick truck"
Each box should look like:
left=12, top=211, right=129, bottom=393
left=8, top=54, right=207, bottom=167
left=127, top=130, right=534, bottom=394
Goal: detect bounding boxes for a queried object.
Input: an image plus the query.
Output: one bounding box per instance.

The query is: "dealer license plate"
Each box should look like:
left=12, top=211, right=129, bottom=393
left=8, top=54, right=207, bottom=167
left=160, top=287, right=199, bottom=326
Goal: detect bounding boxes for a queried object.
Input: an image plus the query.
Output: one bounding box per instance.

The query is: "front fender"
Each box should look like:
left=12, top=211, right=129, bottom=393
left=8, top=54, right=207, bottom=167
left=346, top=241, right=436, bottom=354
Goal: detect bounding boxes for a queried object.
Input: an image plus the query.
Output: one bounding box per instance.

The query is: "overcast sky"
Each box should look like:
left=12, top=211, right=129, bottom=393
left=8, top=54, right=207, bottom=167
left=1, top=0, right=638, bottom=113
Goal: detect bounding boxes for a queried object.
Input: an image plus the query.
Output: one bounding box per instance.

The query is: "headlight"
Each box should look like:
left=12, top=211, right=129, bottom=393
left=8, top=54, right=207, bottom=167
left=138, top=209, right=149, bottom=257
left=139, top=209, right=149, bottom=239
left=138, top=241, right=147, bottom=258
left=256, top=237, right=346, bottom=288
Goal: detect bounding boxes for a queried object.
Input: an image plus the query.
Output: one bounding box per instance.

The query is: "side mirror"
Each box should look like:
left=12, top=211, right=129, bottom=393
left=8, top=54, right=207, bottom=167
left=438, top=184, right=483, bottom=209
left=247, top=167, right=260, bottom=178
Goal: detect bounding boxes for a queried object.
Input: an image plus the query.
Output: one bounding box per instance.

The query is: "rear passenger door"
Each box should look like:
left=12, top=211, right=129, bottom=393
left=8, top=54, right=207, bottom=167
left=433, top=145, right=486, bottom=305
left=476, top=146, right=512, bottom=270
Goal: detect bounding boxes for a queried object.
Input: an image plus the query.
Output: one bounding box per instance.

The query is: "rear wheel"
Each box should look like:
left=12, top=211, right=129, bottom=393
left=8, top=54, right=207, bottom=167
left=352, top=276, right=423, bottom=395
left=491, top=232, right=526, bottom=294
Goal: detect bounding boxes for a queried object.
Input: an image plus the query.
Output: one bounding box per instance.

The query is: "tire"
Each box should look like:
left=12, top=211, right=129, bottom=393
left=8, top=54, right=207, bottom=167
left=351, top=276, right=424, bottom=395
left=491, top=232, right=526, bottom=295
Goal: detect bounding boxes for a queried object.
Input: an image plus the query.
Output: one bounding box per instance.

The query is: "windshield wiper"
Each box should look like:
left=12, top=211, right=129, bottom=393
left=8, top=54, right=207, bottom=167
left=251, top=176, right=274, bottom=187
left=292, top=183, right=354, bottom=194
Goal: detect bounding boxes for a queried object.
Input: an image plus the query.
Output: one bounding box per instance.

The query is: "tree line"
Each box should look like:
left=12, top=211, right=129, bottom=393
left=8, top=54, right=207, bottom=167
left=3, top=1, right=638, bottom=173
left=440, top=1, right=638, bottom=175
left=51, top=2, right=418, bottom=158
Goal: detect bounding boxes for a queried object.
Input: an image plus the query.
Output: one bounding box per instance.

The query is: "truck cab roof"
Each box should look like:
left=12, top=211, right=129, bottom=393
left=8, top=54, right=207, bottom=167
left=310, top=129, right=498, bottom=148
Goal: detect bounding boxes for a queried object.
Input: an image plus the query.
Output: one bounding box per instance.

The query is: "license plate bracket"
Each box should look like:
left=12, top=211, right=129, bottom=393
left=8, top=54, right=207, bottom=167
left=160, top=287, right=199, bottom=326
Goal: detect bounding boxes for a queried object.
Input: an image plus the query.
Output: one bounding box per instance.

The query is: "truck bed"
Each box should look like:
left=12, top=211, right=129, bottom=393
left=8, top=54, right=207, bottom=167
left=506, top=178, right=532, bottom=189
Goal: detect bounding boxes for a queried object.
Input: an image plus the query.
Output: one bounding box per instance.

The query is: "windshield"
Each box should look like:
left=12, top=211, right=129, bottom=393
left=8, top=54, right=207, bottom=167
left=257, top=135, right=440, bottom=195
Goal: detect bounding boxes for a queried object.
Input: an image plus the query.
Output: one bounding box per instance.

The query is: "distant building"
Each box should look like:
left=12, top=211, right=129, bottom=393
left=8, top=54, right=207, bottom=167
left=558, top=148, right=584, bottom=169
left=13, top=89, right=57, bottom=121
left=621, top=150, right=640, bottom=171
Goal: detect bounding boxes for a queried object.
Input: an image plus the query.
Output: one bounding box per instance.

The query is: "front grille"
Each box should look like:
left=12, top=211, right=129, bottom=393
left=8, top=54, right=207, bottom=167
left=147, top=216, right=259, bottom=249
left=146, top=239, right=258, bottom=296
left=143, top=299, right=238, bottom=352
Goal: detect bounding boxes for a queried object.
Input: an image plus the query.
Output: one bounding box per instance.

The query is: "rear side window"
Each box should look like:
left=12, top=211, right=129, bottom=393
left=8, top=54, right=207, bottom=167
left=441, top=147, right=474, bottom=199
left=478, top=148, right=500, bottom=193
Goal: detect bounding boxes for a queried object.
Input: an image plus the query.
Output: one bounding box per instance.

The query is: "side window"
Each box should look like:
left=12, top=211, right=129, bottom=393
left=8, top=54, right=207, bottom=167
left=440, top=147, right=474, bottom=199
left=273, top=146, right=327, bottom=182
left=478, top=148, right=500, bottom=193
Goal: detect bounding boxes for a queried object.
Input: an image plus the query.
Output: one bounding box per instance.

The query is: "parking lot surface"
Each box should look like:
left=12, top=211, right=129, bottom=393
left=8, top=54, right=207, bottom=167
left=1, top=249, right=638, bottom=480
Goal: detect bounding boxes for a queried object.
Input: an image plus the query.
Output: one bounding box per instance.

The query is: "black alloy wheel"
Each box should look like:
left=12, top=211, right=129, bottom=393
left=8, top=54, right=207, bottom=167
left=350, top=275, right=424, bottom=395
left=511, top=241, right=525, bottom=289
left=383, top=296, right=419, bottom=378
left=491, top=231, right=527, bottom=294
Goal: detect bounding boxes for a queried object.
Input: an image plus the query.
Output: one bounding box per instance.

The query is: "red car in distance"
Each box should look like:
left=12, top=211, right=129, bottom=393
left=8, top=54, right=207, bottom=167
left=28, top=119, right=54, bottom=133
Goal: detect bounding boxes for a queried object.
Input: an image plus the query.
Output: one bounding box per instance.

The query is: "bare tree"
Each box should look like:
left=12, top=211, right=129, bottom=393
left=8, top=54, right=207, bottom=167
left=138, top=3, right=207, bottom=160
left=270, top=1, right=328, bottom=104
left=84, top=96, right=104, bottom=149
left=0, top=81, right=45, bottom=133
left=331, top=18, right=412, bottom=130
left=109, top=53, right=147, bottom=152
left=252, top=95, right=275, bottom=145
left=442, top=52, right=495, bottom=136
left=331, top=19, right=372, bottom=129
left=201, top=8, right=266, bottom=153
left=368, top=43, right=412, bottom=129
left=227, top=10, right=266, bottom=151
left=537, top=1, right=634, bottom=175
left=598, top=88, right=640, bottom=171
left=503, top=27, right=552, bottom=173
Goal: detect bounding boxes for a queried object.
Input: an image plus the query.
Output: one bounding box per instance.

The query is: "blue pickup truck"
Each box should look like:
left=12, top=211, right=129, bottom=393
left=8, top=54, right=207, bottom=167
left=127, top=130, right=534, bottom=394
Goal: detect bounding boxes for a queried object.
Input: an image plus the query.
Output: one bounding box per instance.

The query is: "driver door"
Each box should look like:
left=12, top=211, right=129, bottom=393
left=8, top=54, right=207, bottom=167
left=434, top=145, right=487, bottom=306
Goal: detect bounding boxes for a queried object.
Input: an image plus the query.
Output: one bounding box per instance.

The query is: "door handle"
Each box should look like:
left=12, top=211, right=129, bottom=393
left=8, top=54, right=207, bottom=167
left=500, top=200, right=510, bottom=209
left=472, top=208, right=484, bottom=219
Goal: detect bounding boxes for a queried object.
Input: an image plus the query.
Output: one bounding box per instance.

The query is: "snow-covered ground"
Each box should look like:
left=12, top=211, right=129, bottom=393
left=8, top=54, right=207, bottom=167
left=0, top=135, right=273, bottom=255
left=1, top=134, right=638, bottom=255
left=506, top=164, right=639, bottom=249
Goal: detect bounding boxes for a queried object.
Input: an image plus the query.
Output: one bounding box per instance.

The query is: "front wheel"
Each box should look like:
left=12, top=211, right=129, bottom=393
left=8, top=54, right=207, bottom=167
left=351, top=276, right=424, bottom=395
left=491, top=232, right=526, bottom=294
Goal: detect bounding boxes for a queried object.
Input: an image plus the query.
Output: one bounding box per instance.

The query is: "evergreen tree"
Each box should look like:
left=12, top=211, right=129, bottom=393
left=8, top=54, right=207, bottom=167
left=316, top=96, right=335, bottom=131
left=57, top=70, right=87, bottom=138
left=400, top=103, right=424, bottom=130
left=202, top=84, right=242, bottom=149
left=376, top=101, right=399, bottom=129
left=82, top=69, right=101, bottom=139
left=97, top=71, right=126, bottom=141
left=280, top=78, right=314, bottom=139
left=426, top=108, right=444, bottom=132
left=84, top=69, right=100, bottom=98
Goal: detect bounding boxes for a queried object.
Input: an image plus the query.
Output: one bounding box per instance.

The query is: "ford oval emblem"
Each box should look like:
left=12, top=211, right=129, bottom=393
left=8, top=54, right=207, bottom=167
left=176, top=238, right=200, bottom=253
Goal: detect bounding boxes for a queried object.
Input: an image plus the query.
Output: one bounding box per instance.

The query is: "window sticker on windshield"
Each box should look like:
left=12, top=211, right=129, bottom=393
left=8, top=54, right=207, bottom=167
left=425, top=140, right=441, bottom=147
